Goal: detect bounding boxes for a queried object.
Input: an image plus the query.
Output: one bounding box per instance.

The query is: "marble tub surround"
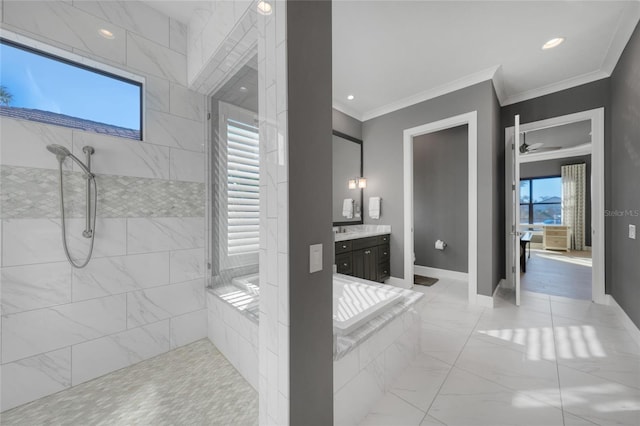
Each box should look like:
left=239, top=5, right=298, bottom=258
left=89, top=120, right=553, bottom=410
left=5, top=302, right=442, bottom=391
left=333, top=278, right=423, bottom=425
left=334, top=224, right=392, bottom=242
left=334, top=273, right=423, bottom=361
left=0, top=0, right=206, bottom=412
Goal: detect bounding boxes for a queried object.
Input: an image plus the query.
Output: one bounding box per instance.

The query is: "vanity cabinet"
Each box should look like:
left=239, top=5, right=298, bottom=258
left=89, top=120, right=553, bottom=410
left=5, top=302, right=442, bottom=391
left=335, top=234, right=390, bottom=282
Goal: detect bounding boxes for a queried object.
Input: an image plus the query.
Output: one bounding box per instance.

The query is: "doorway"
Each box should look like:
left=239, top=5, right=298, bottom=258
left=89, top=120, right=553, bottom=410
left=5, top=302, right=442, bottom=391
left=505, top=108, right=606, bottom=305
left=403, top=111, right=480, bottom=305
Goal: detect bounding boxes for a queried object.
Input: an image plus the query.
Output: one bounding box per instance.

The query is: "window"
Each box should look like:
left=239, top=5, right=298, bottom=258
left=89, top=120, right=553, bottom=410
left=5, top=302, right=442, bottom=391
left=0, top=39, right=142, bottom=140
left=520, top=177, right=562, bottom=225
left=219, top=102, right=260, bottom=268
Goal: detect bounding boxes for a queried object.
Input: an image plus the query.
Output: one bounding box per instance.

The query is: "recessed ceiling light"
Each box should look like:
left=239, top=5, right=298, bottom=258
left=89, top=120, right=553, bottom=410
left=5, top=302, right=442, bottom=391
left=257, top=1, right=273, bottom=16
left=542, top=37, right=564, bottom=50
left=98, top=29, right=115, bottom=40
left=347, top=95, right=355, bottom=101
left=239, top=86, right=248, bottom=92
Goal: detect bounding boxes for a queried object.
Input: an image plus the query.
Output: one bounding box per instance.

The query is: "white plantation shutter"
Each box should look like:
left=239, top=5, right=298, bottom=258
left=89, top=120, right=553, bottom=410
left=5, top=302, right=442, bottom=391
left=227, top=117, right=260, bottom=256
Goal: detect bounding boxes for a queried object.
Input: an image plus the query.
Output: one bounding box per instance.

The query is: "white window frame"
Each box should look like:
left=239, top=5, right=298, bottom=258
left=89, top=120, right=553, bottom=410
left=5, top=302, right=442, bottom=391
left=218, top=101, right=260, bottom=270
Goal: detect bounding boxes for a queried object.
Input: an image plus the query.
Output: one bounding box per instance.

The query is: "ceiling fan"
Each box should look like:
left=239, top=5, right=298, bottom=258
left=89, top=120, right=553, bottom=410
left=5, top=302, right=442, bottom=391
left=519, top=132, right=562, bottom=154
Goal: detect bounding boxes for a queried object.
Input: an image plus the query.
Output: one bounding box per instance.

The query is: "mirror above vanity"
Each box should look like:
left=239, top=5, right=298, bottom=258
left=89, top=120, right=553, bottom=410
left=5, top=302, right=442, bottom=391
left=333, top=130, right=363, bottom=225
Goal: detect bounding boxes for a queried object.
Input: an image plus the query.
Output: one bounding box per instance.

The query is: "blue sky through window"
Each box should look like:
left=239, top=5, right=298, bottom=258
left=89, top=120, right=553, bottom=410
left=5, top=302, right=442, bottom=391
left=0, top=41, right=140, bottom=131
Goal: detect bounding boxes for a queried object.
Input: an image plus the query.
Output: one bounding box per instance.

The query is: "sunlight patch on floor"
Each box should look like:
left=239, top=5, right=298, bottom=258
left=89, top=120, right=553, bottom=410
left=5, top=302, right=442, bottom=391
left=478, top=325, right=606, bottom=360
left=535, top=252, right=593, bottom=267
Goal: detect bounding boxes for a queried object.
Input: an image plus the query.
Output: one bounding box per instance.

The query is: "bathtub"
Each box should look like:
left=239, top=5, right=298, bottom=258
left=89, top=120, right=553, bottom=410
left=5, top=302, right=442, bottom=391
left=333, top=275, right=403, bottom=335
left=227, top=273, right=403, bottom=336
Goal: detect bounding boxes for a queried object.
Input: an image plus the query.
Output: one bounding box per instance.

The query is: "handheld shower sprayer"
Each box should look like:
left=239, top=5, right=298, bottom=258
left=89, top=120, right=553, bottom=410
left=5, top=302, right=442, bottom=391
left=46, top=144, right=93, bottom=176
left=46, top=144, right=97, bottom=268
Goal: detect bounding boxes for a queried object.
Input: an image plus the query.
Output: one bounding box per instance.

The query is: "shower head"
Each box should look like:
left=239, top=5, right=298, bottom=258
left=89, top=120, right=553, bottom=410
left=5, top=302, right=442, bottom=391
left=46, top=144, right=71, bottom=162
left=46, top=144, right=93, bottom=176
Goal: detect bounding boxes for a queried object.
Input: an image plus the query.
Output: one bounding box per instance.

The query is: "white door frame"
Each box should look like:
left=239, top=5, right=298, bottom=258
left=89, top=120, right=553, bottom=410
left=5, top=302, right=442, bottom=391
left=505, top=107, right=606, bottom=304
left=403, top=111, right=478, bottom=304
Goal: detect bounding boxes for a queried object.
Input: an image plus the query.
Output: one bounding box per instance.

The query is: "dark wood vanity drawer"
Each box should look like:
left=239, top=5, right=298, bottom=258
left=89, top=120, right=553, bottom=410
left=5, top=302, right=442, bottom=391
left=336, top=252, right=353, bottom=274
left=377, top=234, right=390, bottom=245
left=352, top=236, right=379, bottom=251
left=378, top=261, right=390, bottom=281
left=335, top=240, right=352, bottom=255
left=378, top=244, right=390, bottom=262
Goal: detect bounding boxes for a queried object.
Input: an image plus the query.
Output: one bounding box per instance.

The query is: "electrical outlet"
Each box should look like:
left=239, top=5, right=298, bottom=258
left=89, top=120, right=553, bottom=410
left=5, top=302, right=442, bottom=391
left=630, top=224, right=636, bottom=240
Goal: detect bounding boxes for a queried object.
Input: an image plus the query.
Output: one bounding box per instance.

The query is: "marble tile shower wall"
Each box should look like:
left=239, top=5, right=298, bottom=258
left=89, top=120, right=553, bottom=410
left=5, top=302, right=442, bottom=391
left=257, top=2, right=290, bottom=425
left=0, top=1, right=207, bottom=411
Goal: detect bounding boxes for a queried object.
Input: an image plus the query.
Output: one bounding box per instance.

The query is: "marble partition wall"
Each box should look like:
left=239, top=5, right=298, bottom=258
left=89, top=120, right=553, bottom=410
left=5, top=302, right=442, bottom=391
left=0, top=1, right=206, bottom=411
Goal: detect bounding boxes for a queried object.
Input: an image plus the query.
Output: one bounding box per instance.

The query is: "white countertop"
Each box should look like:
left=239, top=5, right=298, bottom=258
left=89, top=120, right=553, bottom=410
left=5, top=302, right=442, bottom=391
left=333, top=225, right=391, bottom=242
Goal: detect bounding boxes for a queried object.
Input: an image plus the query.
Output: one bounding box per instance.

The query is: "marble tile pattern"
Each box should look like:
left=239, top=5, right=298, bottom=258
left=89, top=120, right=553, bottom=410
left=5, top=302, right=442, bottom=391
left=207, top=273, right=422, bottom=426
left=334, top=275, right=423, bottom=361
left=0, top=166, right=205, bottom=219
left=207, top=289, right=259, bottom=390
left=334, top=224, right=393, bottom=242
left=256, top=2, right=291, bottom=425
left=0, top=340, right=258, bottom=426
left=0, top=0, right=206, bottom=411
left=354, top=278, right=640, bottom=426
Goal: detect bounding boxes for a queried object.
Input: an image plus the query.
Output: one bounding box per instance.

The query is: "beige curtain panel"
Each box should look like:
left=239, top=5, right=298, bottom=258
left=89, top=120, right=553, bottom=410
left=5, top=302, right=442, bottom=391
left=561, top=163, right=586, bottom=250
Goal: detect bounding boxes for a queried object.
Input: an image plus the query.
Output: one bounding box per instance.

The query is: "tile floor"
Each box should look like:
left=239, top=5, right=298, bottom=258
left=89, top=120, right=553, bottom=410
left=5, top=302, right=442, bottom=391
left=359, top=278, right=640, bottom=426
left=2, top=279, right=637, bottom=426
left=0, top=339, right=258, bottom=426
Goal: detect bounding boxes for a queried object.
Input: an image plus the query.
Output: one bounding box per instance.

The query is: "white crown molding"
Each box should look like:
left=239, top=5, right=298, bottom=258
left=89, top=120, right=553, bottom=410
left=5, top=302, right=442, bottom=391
left=601, top=2, right=640, bottom=75
left=360, top=66, right=500, bottom=122
left=491, top=65, right=507, bottom=105
left=500, top=69, right=610, bottom=106
left=332, top=101, right=364, bottom=122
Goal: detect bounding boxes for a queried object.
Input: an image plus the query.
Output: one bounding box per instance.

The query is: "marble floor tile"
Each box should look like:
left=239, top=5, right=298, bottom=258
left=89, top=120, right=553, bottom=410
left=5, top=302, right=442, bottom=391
left=388, top=354, right=452, bottom=411
left=420, top=322, right=470, bottom=365
left=359, top=392, right=425, bottom=426
left=0, top=339, right=257, bottom=426
left=362, top=277, right=640, bottom=426
left=427, top=367, right=565, bottom=426
left=419, top=414, right=447, bottom=425
left=456, top=337, right=561, bottom=399
left=557, top=365, right=640, bottom=426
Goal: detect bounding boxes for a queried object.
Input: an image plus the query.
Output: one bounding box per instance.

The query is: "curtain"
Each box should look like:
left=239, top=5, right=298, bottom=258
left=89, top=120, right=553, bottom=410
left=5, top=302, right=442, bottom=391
left=561, top=163, right=586, bottom=250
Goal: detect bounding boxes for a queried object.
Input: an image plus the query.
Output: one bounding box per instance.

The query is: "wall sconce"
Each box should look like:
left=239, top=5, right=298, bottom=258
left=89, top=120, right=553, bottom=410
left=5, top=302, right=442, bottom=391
left=348, top=177, right=367, bottom=189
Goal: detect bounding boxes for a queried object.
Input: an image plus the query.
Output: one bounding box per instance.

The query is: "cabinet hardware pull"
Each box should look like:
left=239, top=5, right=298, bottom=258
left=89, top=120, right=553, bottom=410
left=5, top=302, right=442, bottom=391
left=365, top=250, right=370, bottom=254
left=342, top=245, right=347, bottom=248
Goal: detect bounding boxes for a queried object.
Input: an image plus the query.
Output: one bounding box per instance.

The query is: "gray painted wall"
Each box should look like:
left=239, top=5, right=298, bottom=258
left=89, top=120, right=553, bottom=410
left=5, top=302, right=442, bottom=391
left=363, top=80, right=501, bottom=297
left=333, top=108, right=362, bottom=140
left=610, top=21, right=640, bottom=328
left=287, top=1, right=334, bottom=424
left=413, top=125, right=468, bottom=272
left=520, top=155, right=592, bottom=246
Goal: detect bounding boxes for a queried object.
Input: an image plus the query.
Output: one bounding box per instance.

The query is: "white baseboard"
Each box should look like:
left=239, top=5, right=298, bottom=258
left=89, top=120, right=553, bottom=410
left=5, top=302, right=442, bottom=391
left=470, top=279, right=503, bottom=308
left=414, top=265, right=468, bottom=281
left=606, top=295, right=640, bottom=348
left=474, top=294, right=495, bottom=308
left=386, top=276, right=412, bottom=289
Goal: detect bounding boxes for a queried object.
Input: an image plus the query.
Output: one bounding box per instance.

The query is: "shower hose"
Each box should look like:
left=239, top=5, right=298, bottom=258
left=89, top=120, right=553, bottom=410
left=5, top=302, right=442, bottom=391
left=55, top=161, right=97, bottom=268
